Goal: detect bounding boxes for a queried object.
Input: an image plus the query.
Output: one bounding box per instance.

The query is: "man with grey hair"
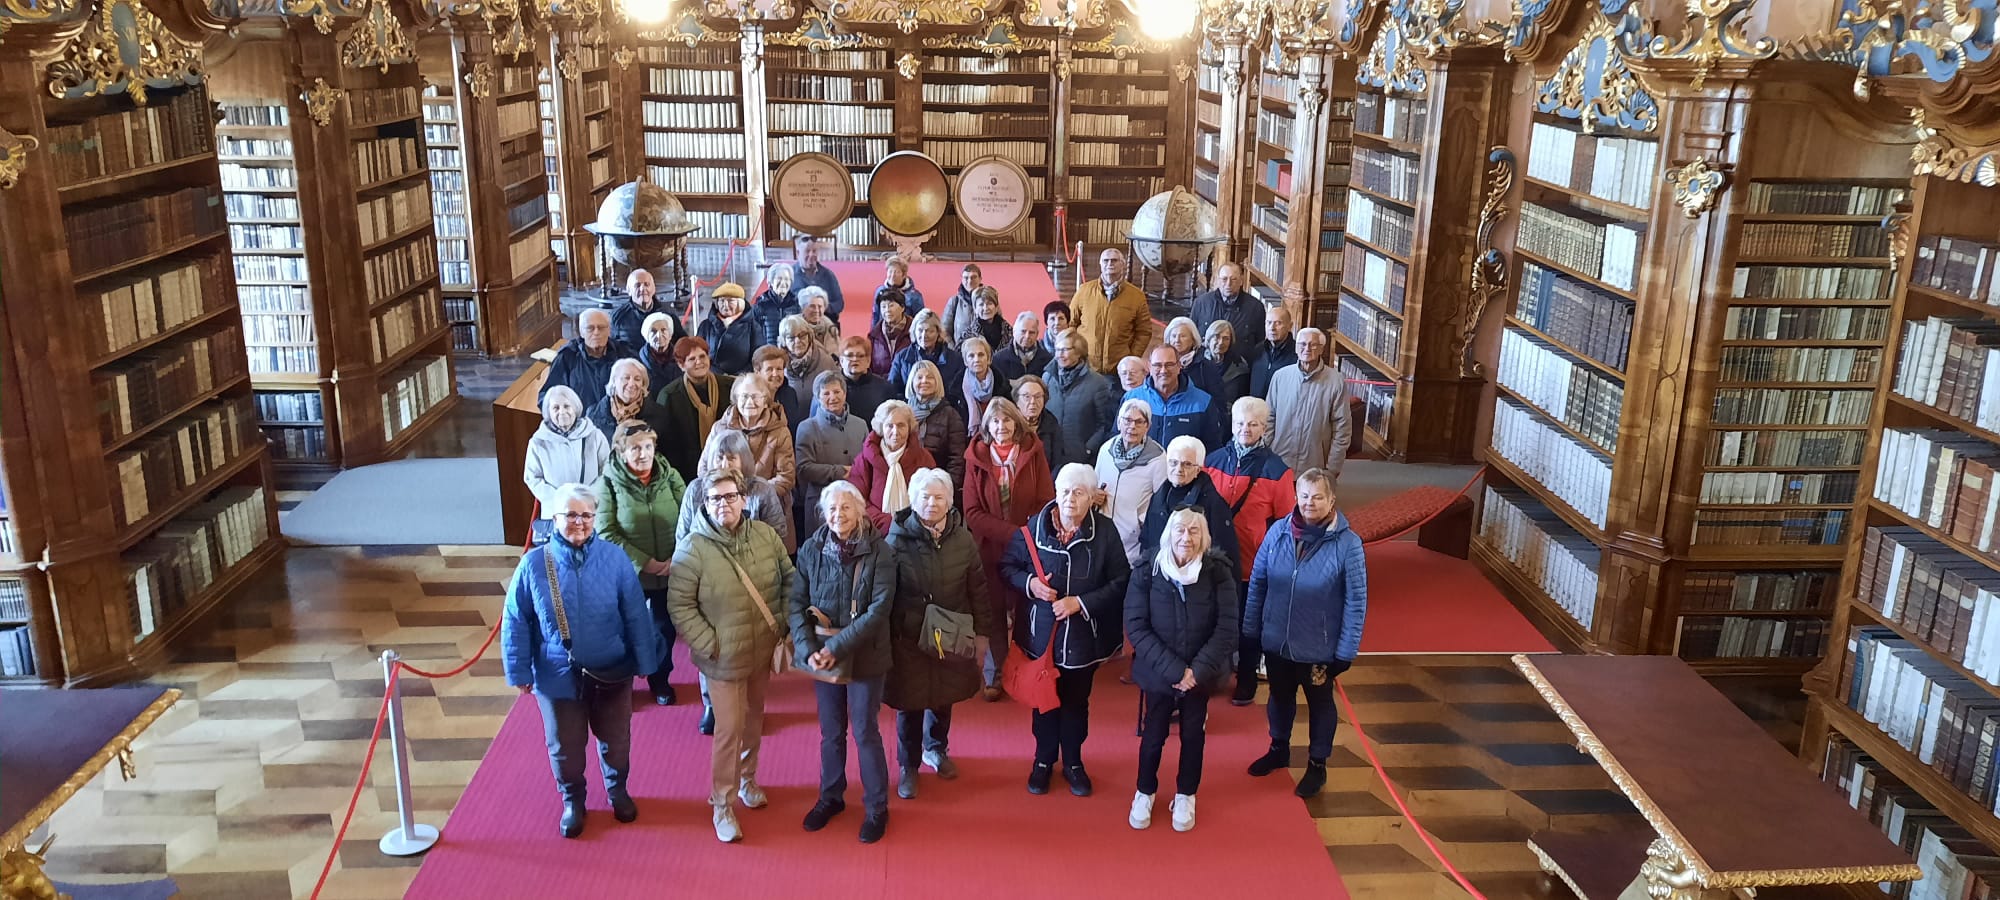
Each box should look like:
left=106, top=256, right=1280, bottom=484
left=613, top=268, right=673, bottom=350
left=1267, top=327, right=1350, bottom=478
left=1116, top=356, right=1148, bottom=393
left=1250, top=304, right=1298, bottom=398
left=794, top=233, right=846, bottom=318
left=1190, top=262, right=1266, bottom=361
left=503, top=481, right=665, bottom=838
left=543, top=308, right=638, bottom=409
left=1071, top=247, right=1153, bottom=373
left=995, top=309, right=1053, bottom=381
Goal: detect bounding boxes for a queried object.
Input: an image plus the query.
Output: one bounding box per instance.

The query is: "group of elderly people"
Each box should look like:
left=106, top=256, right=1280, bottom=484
left=505, top=249, right=1368, bottom=848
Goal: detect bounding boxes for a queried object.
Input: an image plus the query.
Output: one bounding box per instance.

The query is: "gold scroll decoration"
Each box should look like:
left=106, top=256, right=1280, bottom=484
left=1645, top=0, right=1776, bottom=90
left=1664, top=157, right=1727, bottom=218
left=830, top=0, right=986, bottom=35
left=1460, top=146, right=1514, bottom=378
left=46, top=0, right=204, bottom=105
left=1911, top=108, right=2000, bottom=186
left=285, top=0, right=361, bottom=33
left=339, top=0, right=414, bottom=72
left=0, top=128, right=38, bottom=191
left=301, top=77, right=345, bottom=125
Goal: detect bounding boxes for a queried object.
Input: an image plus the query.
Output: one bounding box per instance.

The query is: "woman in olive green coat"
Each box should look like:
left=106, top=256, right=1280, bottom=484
left=595, top=420, right=688, bottom=707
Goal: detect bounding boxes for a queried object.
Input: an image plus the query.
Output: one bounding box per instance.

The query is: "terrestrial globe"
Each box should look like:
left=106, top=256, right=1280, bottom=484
left=584, top=179, right=700, bottom=270
left=1126, top=186, right=1224, bottom=277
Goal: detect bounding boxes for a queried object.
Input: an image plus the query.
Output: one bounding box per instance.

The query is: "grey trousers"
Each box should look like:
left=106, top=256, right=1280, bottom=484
left=815, top=675, right=890, bottom=816
left=535, top=675, right=634, bottom=804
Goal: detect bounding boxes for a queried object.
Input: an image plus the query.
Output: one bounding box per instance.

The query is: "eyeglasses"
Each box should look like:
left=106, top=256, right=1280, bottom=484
left=706, top=491, right=744, bottom=505
left=1166, top=459, right=1202, bottom=469
left=1119, top=416, right=1148, bottom=426
left=558, top=511, right=596, bottom=521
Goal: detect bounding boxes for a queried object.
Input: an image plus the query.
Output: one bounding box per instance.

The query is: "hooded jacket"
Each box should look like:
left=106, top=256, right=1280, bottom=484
left=1041, top=359, right=1119, bottom=463
left=1000, top=506, right=1132, bottom=668
left=1246, top=511, right=1368, bottom=664
left=677, top=472, right=795, bottom=555
left=542, top=340, right=639, bottom=410
left=524, top=419, right=611, bottom=510
left=1124, top=550, right=1240, bottom=694
left=713, top=405, right=797, bottom=501
left=912, top=400, right=969, bottom=488
left=666, top=508, right=796, bottom=682
left=697, top=313, right=760, bottom=376
left=884, top=508, right=998, bottom=712
left=788, top=523, right=897, bottom=679
left=593, top=460, right=688, bottom=591
left=750, top=288, right=802, bottom=349
left=1138, top=470, right=1244, bottom=571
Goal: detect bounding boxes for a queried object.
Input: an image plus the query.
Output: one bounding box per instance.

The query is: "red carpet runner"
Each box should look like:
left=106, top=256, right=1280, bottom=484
left=1359, top=541, right=1556, bottom=654
left=408, top=646, right=1346, bottom=899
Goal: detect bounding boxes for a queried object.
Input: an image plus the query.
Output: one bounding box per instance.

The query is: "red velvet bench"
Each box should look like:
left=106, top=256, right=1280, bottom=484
left=1346, top=484, right=1473, bottom=557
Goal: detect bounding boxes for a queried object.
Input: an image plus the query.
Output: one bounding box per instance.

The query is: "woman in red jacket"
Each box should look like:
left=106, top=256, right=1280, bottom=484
left=847, top=400, right=939, bottom=533
left=1203, top=395, right=1297, bottom=707
left=962, top=398, right=1057, bottom=700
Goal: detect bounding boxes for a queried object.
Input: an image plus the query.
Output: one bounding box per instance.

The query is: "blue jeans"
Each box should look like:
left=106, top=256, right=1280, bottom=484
left=895, top=706, right=953, bottom=770
left=816, top=676, right=890, bottom=816
left=536, top=674, right=634, bottom=804
left=645, top=588, right=675, bottom=683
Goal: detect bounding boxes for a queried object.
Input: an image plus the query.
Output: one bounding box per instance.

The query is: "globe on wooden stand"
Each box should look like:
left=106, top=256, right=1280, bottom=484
left=1126, top=186, right=1226, bottom=318
left=583, top=179, right=701, bottom=313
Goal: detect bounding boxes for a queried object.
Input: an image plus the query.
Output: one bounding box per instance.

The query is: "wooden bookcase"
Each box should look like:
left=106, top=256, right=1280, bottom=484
left=1333, top=15, right=1507, bottom=465
left=919, top=41, right=1049, bottom=251
left=434, top=23, right=561, bottom=357
left=635, top=15, right=750, bottom=246
left=546, top=33, right=615, bottom=286
left=1468, top=8, right=1910, bottom=679
left=1062, top=37, right=1177, bottom=255
left=0, top=4, right=282, bottom=685
left=767, top=40, right=898, bottom=252
left=210, top=22, right=459, bottom=467
left=422, top=80, right=481, bottom=355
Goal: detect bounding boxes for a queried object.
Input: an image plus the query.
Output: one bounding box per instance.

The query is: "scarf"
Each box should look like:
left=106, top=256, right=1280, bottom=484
left=990, top=441, right=1018, bottom=506
left=963, top=369, right=996, bottom=424
left=1155, top=544, right=1203, bottom=586
left=1049, top=361, right=1089, bottom=392
left=549, top=417, right=580, bottom=438
left=882, top=442, right=911, bottom=513
left=823, top=523, right=870, bottom=565
left=922, top=513, right=949, bottom=542
left=609, top=392, right=643, bottom=427
left=1292, top=514, right=1332, bottom=545
left=1110, top=435, right=1163, bottom=472
left=685, top=375, right=719, bottom=440
left=559, top=533, right=591, bottom=569
left=786, top=348, right=823, bottom=382
left=910, top=392, right=943, bottom=422
left=818, top=407, right=848, bottom=429
left=1179, top=349, right=1198, bottom=368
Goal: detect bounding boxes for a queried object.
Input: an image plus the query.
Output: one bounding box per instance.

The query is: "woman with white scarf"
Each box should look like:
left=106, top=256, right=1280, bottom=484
left=847, top=400, right=939, bottom=534
left=524, top=385, right=611, bottom=511
left=1123, top=508, right=1239, bottom=832
left=1093, top=398, right=1171, bottom=566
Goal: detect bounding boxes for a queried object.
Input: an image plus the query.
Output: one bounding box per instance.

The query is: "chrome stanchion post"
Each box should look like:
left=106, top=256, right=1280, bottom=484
left=377, top=649, right=439, bottom=856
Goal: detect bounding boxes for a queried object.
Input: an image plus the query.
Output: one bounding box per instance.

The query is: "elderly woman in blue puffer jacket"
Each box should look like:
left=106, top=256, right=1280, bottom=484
left=1242, top=467, right=1367, bottom=801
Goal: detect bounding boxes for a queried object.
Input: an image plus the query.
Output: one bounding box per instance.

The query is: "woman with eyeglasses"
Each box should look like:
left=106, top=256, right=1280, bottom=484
left=712, top=376, right=796, bottom=504
left=1011, top=376, right=1074, bottom=473
left=836, top=335, right=895, bottom=427
left=1001, top=462, right=1132, bottom=797
left=962, top=398, right=1055, bottom=702
left=847, top=400, right=937, bottom=534
left=1093, top=398, right=1170, bottom=567
left=884, top=467, right=996, bottom=799
left=503, top=482, right=665, bottom=839
left=668, top=468, right=797, bottom=843
left=1139, top=436, right=1242, bottom=572
left=780, top=313, right=839, bottom=409
left=594, top=421, right=690, bottom=708
left=790, top=481, right=897, bottom=843
left=902, top=359, right=968, bottom=488
left=524, top=385, right=611, bottom=513
left=799, top=286, right=843, bottom=356
left=1124, top=507, right=1238, bottom=832
left=1245, top=468, right=1367, bottom=800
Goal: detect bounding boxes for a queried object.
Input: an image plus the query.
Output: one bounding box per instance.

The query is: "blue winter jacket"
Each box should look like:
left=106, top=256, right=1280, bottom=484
left=1246, top=512, right=1368, bottom=663
left=502, top=537, right=667, bottom=699
left=1123, top=380, right=1225, bottom=452
left=888, top=342, right=965, bottom=398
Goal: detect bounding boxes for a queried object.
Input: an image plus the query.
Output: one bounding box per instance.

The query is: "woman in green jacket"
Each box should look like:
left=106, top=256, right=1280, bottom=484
left=595, top=420, right=688, bottom=708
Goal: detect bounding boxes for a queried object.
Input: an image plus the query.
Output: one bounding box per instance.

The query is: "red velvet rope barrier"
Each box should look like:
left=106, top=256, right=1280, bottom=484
left=308, top=668, right=395, bottom=900
left=691, top=216, right=766, bottom=292
left=1336, top=679, right=1490, bottom=898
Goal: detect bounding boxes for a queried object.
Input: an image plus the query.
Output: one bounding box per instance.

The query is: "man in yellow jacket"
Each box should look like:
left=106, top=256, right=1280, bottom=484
left=1070, top=248, right=1154, bottom=374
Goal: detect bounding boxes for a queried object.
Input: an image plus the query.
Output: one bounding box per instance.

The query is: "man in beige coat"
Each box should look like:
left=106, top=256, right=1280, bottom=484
left=1070, top=248, right=1154, bottom=374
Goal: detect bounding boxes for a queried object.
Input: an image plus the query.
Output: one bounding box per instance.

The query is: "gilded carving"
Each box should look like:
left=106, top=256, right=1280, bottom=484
left=339, top=0, right=415, bottom=73
left=557, top=47, right=579, bottom=79
left=46, top=0, right=204, bottom=105
left=703, top=0, right=794, bottom=18
left=1, top=838, right=60, bottom=900
left=2, top=689, right=183, bottom=853
left=0, top=127, right=37, bottom=192
left=1297, top=81, right=1327, bottom=114
left=301, top=77, right=345, bottom=126
left=1883, top=206, right=1913, bottom=264
left=612, top=45, right=634, bottom=68
left=1075, top=19, right=1176, bottom=58
left=1055, top=55, right=1070, bottom=81
left=1535, top=17, right=1659, bottom=134
left=1461, top=146, right=1514, bottom=378
left=831, top=0, right=988, bottom=35
left=1647, top=0, right=1776, bottom=89
left=1401, top=0, right=1506, bottom=57
left=285, top=0, right=361, bottom=33
left=1838, top=0, right=1999, bottom=99
left=895, top=51, right=918, bottom=79
left=1219, top=54, right=1247, bottom=95
left=1908, top=108, right=2000, bottom=185
left=1016, top=0, right=1105, bottom=34
left=465, top=60, right=496, bottom=97
left=766, top=8, right=875, bottom=50
left=0, top=0, right=83, bottom=33
left=1664, top=157, right=1726, bottom=218
left=921, top=19, right=1046, bottom=57
left=1173, top=57, right=1193, bottom=82
left=1357, top=21, right=1429, bottom=93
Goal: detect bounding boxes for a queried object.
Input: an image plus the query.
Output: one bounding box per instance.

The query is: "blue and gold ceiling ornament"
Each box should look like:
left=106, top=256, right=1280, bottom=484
left=1357, top=16, right=1428, bottom=91
left=284, top=0, right=361, bottom=32
left=768, top=7, right=879, bottom=48
left=1535, top=13, right=1658, bottom=133
left=637, top=8, right=736, bottom=44
left=45, top=0, right=203, bottom=103
left=1838, top=0, right=1998, bottom=97
left=921, top=19, right=1046, bottom=57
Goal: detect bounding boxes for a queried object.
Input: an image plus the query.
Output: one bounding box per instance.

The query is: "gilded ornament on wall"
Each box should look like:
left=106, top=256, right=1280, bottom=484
left=1909, top=109, right=2000, bottom=185
left=1646, top=0, right=1776, bottom=89
left=1837, top=0, right=1999, bottom=99
left=1357, top=20, right=1429, bottom=93
left=465, top=60, right=496, bottom=97
left=1461, top=146, right=1514, bottom=378
left=612, top=45, right=634, bottom=68
left=0, top=128, right=37, bottom=191
left=1664, top=157, right=1727, bottom=218
left=1535, top=16, right=1659, bottom=134
left=557, top=48, right=580, bottom=79
left=831, top=0, right=989, bottom=35
left=896, top=51, right=919, bottom=79
left=766, top=8, right=871, bottom=50
left=301, top=77, right=345, bottom=126
left=920, top=20, right=1045, bottom=57
left=46, top=0, right=204, bottom=105
left=339, top=0, right=414, bottom=73
left=284, top=0, right=360, bottom=33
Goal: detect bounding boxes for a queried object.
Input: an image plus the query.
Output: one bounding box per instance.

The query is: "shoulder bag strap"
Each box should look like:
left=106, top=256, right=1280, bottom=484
left=1020, top=525, right=1046, bottom=582
left=544, top=548, right=573, bottom=649
left=1228, top=473, right=1260, bottom=517
left=727, top=557, right=783, bottom=638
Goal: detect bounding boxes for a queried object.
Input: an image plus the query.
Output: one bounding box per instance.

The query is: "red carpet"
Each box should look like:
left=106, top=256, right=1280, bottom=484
left=811, top=260, right=1060, bottom=337
left=408, top=645, right=1346, bottom=899
left=1358, top=540, right=1557, bottom=654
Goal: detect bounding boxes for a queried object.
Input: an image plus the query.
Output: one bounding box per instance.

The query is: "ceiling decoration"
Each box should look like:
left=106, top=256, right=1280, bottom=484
left=1356, top=13, right=1428, bottom=90
left=46, top=0, right=203, bottom=104
left=767, top=7, right=881, bottom=48
left=1836, top=0, right=1999, bottom=98
left=339, top=0, right=414, bottom=70
left=921, top=19, right=1048, bottom=54
left=283, top=0, right=361, bottom=32
left=1535, top=14, right=1659, bottom=133
left=635, top=8, right=737, bottom=42
left=1644, top=0, right=1775, bottom=88
left=829, top=0, right=994, bottom=34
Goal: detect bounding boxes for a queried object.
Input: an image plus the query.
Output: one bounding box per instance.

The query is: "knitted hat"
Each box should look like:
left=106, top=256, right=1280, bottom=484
left=712, top=282, right=746, bottom=300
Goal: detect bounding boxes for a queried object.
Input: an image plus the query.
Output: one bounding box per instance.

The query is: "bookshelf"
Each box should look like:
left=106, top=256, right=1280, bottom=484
left=423, top=82, right=481, bottom=355
left=766, top=41, right=896, bottom=252
left=1191, top=37, right=1255, bottom=268
left=438, top=25, right=561, bottom=356
left=0, top=15, right=282, bottom=685
left=547, top=34, right=614, bottom=286
left=636, top=19, right=750, bottom=247
left=1335, top=15, right=1505, bottom=465
left=1061, top=35, right=1182, bottom=256
left=920, top=44, right=1048, bottom=251
left=1466, top=11, right=1910, bottom=680
left=1230, top=38, right=1351, bottom=341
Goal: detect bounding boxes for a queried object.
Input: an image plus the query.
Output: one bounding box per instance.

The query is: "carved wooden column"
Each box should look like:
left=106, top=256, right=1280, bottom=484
left=1210, top=34, right=1252, bottom=265
left=1050, top=35, right=1072, bottom=258
left=1280, top=42, right=1334, bottom=323
left=738, top=21, right=769, bottom=259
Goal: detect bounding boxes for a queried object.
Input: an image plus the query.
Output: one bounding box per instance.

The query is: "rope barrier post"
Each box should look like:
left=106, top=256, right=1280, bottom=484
left=376, top=649, right=439, bottom=857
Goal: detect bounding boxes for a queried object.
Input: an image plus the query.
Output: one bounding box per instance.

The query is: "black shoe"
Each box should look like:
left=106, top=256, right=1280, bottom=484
left=1295, top=760, right=1328, bottom=798
left=897, top=767, right=918, bottom=800
left=560, top=800, right=586, bottom=838
left=858, top=811, right=888, bottom=844
left=1027, top=762, right=1053, bottom=795
left=801, top=798, right=845, bottom=832
left=1230, top=680, right=1257, bottom=707
left=650, top=680, right=678, bottom=707
left=699, top=705, right=715, bottom=736
left=1248, top=744, right=1289, bottom=777
left=609, top=790, right=638, bottom=823
left=1064, top=765, right=1093, bottom=797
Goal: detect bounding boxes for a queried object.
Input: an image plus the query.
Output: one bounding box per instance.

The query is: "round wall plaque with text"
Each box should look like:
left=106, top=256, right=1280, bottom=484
left=771, top=152, right=856, bottom=236
left=953, top=155, right=1034, bottom=238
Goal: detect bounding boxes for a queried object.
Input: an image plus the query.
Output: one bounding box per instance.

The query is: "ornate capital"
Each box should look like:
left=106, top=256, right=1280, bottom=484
left=285, top=0, right=361, bottom=33
left=301, top=77, right=345, bottom=126
left=47, top=0, right=204, bottom=105
left=0, top=128, right=37, bottom=191
left=1219, top=54, right=1247, bottom=96
left=1909, top=108, right=2000, bottom=184
left=895, top=51, right=919, bottom=79
left=339, top=0, right=414, bottom=73
left=1647, top=0, right=1777, bottom=89
left=1358, top=20, right=1429, bottom=93
left=1664, top=157, right=1727, bottom=218
left=1462, top=146, right=1515, bottom=378
left=465, top=60, right=496, bottom=97
left=557, top=48, right=580, bottom=79
left=612, top=45, right=634, bottom=69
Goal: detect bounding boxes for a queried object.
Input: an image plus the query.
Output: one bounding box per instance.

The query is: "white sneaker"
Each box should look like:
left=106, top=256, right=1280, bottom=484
left=713, top=806, right=742, bottom=843
left=738, top=779, right=768, bottom=809
left=1171, top=793, right=1196, bottom=832
left=1129, top=790, right=1154, bottom=830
